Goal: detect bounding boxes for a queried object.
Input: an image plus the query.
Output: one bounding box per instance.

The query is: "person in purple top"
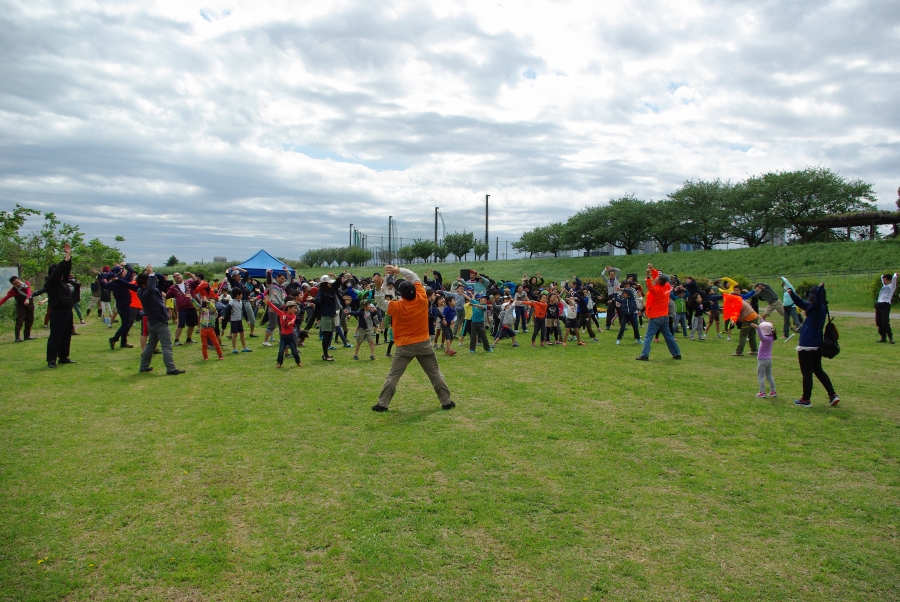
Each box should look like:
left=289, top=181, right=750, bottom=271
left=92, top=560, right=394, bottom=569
left=751, top=321, right=777, bottom=397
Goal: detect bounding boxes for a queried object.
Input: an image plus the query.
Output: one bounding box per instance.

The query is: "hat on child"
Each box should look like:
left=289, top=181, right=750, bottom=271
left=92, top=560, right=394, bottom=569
left=759, top=321, right=774, bottom=336
left=284, top=301, right=298, bottom=308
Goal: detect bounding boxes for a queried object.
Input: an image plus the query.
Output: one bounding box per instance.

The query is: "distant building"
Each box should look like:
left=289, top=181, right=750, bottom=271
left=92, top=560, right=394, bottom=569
left=213, top=256, right=227, bottom=263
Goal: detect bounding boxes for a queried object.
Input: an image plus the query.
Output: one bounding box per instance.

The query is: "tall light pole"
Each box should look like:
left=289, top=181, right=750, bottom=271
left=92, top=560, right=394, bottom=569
left=349, top=224, right=353, bottom=247
left=485, top=194, right=489, bottom=260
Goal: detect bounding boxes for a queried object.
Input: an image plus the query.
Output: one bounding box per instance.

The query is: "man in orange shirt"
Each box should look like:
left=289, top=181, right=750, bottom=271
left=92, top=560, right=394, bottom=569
left=637, top=263, right=682, bottom=361
left=372, top=265, right=455, bottom=412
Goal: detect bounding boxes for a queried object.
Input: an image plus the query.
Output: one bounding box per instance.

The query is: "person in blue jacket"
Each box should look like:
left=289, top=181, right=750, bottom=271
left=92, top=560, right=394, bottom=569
left=788, top=282, right=839, bottom=408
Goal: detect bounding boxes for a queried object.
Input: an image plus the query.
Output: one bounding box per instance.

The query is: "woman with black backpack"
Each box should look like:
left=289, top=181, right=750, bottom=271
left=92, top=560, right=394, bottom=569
left=787, top=282, right=839, bottom=408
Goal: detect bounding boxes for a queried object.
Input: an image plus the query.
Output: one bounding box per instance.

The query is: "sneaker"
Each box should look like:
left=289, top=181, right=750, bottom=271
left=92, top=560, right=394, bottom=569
left=487, top=348, right=493, bottom=353
left=469, top=350, right=475, bottom=354
left=166, top=369, right=186, bottom=375
left=323, top=355, right=334, bottom=361
left=636, top=339, right=643, bottom=344
left=615, top=340, right=620, bottom=345
left=635, top=355, right=649, bottom=361
left=511, top=343, right=519, bottom=348
left=726, top=336, right=731, bottom=341
left=828, top=393, right=840, bottom=407
left=749, top=351, right=758, bottom=356
left=241, top=348, right=252, bottom=353
left=262, top=341, right=273, bottom=347
left=184, top=339, right=194, bottom=345
left=756, top=392, right=766, bottom=398
left=458, top=342, right=462, bottom=346
left=139, top=367, right=153, bottom=373
left=370, top=355, right=376, bottom=361
left=794, top=398, right=811, bottom=407
left=174, top=341, right=182, bottom=346
left=218, top=356, right=224, bottom=360
left=732, top=353, right=744, bottom=357
left=716, top=334, right=723, bottom=339
left=248, top=333, right=259, bottom=338
left=328, top=346, right=336, bottom=350
left=371, top=404, right=388, bottom=412
left=79, top=319, right=85, bottom=325
left=353, top=355, right=359, bottom=360
left=343, top=343, right=353, bottom=348
left=109, top=337, right=116, bottom=350
left=672, top=355, right=681, bottom=360
left=232, top=349, right=239, bottom=354
left=441, top=401, right=456, bottom=410
left=276, top=364, right=282, bottom=369
left=592, top=338, right=598, bottom=342
left=386, top=353, right=392, bottom=358
left=690, top=336, right=694, bottom=341
left=14, top=338, right=22, bottom=343
left=120, top=343, right=134, bottom=349
left=769, top=391, right=777, bottom=397
left=47, top=361, right=56, bottom=368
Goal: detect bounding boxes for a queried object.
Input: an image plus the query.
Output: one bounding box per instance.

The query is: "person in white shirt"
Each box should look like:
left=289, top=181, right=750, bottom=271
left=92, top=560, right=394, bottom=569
left=875, top=272, right=897, bottom=344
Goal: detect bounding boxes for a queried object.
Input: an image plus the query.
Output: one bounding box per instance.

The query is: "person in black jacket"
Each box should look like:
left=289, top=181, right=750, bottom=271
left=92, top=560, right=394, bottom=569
left=100, top=264, right=139, bottom=349
left=137, top=264, right=184, bottom=375
left=44, top=243, right=75, bottom=368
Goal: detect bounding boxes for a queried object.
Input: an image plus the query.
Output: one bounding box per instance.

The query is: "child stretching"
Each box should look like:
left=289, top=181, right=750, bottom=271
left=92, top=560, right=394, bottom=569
left=688, top=293, right=707, bottom=341
left=346, top=302, right=379, bottom=361
left=264, top=298, right=307, bottom=368
left=752, top=321, right=777, bottom=397
left=492, top=299, right=520, bottom=348
left=441, top=296, right=458, bottom=355
left=192, top=295, right=224, bottom=360
left=563, top=295, right=585, bottom=345
left=228, top=289, right=253, bottom=354
left=546, top=293, right=562, bottom=344
left=523, top=294, right=549, bottom=346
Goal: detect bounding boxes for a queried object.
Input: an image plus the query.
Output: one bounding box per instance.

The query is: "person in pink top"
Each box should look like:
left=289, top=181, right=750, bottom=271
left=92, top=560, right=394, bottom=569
left=636, top=264, right=682, bottom=361
left=751, top=321, right=777, bottom=397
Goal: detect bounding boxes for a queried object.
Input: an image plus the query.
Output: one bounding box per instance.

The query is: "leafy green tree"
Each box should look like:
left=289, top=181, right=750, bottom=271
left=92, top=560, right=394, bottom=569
left=320, top=247, right=338, bottom=267
left=443, top=231, right=475, bottom=261
left=346, top=246, right=373, bottom=267
left=432, top=243, right=450, bottom=263
left=165, top=255, right=179, bottom=267
left=397, top=245, right=417, bottom=264
left=605, top=196, right=651, bottom=255
left=668, top=180, right=731, bottom=250
left=533, top=223, right=568, bottom=257
left=334, top=246, right=349, bottom=267
left=725, top=178, right=783, bottom=247
left=762, top=167, right=877, bottom=243
left=563, top=205, right=611, bottom=254
left=512, top=229, right=542, bottom=258
left=301, top=249, right=323, bottom=267
left=473, top=241, right=490, bottom=260
left=410, top=239, right=436, bottom=263
left=646, top=199, right=687, bottom=253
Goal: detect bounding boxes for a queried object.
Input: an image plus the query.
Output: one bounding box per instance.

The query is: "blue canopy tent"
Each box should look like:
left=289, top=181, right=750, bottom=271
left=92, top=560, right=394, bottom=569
left=234, top=250, right=296, bottom=280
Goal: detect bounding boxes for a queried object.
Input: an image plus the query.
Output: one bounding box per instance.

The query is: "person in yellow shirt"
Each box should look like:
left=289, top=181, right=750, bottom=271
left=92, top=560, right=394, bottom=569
left=372, top=265, right=455, bottom=412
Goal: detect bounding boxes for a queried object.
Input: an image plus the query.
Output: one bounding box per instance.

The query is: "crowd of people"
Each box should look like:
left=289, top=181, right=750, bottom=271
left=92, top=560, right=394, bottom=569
left=5, top=248, right=898, bottom=410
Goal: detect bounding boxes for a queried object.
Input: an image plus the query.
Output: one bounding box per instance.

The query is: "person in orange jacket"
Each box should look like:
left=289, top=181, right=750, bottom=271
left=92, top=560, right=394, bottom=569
left=636, top=264, right=682, bottom=361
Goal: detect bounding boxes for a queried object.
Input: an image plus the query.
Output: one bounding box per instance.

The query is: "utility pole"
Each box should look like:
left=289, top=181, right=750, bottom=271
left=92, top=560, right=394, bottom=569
left=434, top=206, right=439, bottom=263
left=388, top=216, right=393, bottom=258
left=349, top=224, right=353, bottom=247
left=485, top=194, right=489, bottom=261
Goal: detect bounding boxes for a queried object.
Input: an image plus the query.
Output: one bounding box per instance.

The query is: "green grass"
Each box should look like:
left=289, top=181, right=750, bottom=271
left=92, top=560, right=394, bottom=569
left=1, top=313, right=899, bottom=600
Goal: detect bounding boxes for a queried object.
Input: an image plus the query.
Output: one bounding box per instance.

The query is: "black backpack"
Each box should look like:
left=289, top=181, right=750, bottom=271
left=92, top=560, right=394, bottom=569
left=820, top=308, right=840, bottom=359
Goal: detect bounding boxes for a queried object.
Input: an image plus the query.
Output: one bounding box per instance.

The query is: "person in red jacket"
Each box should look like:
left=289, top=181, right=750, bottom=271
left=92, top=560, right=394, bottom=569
left=636, top=263, right=682, bottom=361
left=0, top=276, right=36, bottom=342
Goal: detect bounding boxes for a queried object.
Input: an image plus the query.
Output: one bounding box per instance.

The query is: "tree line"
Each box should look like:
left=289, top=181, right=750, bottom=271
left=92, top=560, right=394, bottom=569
left=512, top=167, right=879, bottom=257
left=0, top=204, right=125, bottom=284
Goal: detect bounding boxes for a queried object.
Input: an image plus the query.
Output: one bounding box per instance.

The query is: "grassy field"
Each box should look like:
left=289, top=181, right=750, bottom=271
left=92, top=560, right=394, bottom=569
left=1, top=310, right=899, bottom=600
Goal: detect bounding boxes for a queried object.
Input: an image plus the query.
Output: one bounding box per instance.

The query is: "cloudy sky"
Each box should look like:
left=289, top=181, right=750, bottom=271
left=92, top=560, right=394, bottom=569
left=1, top=0, right=898, bottom=264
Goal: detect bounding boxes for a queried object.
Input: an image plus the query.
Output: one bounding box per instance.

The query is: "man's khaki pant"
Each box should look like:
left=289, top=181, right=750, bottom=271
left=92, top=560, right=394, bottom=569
left=376, top=339, right=452, bottom=408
